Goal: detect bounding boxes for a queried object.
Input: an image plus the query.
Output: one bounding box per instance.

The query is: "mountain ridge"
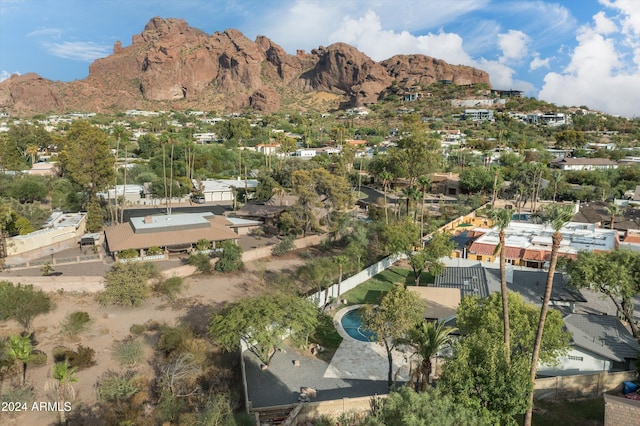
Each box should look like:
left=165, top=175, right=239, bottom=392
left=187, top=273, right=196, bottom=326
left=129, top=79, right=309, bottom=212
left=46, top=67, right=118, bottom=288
left=0, top=17, right=491, bottom=115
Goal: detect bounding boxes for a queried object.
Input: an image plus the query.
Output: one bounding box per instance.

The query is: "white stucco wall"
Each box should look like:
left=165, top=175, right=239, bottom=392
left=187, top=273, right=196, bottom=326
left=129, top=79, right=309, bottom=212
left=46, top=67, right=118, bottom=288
left=538, top=347, right=612, bottom=376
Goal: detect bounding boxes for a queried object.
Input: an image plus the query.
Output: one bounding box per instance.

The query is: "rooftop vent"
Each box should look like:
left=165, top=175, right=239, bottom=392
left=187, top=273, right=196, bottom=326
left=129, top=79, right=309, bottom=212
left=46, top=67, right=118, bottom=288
left=144, top=215, right=153, bottom=224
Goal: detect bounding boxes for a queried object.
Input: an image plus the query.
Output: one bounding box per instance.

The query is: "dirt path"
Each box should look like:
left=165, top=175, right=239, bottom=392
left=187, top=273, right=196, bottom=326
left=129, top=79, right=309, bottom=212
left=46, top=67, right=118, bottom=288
left=1, top=255, right=307, bottom=425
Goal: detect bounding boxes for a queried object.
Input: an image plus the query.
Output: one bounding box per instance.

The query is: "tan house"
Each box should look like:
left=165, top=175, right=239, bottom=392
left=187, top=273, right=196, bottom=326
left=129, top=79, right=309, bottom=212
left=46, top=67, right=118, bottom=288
left=104, top=212, right=239, bottom=257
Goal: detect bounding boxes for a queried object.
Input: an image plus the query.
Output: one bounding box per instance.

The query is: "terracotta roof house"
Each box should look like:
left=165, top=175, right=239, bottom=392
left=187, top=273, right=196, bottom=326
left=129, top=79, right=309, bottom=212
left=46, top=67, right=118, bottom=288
left=104, top=212, right=239, bottom=257
left=551, top=157, right=618, bottom=171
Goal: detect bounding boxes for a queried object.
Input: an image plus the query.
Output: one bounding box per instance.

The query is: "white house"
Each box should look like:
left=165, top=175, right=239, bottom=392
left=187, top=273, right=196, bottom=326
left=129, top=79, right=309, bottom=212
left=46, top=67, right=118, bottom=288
left=196, top=178, right=260, bottom=202
left=538, top=314, right=639, bottom=376
left=551, top=158, right=619, bottom=171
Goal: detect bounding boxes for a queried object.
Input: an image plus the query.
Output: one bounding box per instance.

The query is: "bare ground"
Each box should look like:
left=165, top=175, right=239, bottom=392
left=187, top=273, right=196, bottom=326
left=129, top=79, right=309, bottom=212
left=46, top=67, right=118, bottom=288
left=1, top=255, right=307, bottom=425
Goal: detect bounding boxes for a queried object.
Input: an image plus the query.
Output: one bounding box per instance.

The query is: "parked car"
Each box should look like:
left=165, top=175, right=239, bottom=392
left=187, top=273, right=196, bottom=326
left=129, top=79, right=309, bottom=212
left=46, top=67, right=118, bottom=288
left=193, top=195, right=205, bottom=204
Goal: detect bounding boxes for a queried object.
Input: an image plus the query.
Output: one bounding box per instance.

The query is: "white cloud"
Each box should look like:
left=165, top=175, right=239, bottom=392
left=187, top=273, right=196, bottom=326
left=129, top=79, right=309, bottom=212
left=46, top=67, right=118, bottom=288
left=529, top=55, right=551, bottom=71
left=539, top=5, right=640, bottom=117
left=26, top=27, right=63, bottom=39
left=497, top=30, right=530, bottom=63
left=45, top=41, right=111, bottom=62
left=593, top=11, right=617, bottom=34
left=0, top=70, right=19, bottom=82
left=601, top=0, right=640, bottom=36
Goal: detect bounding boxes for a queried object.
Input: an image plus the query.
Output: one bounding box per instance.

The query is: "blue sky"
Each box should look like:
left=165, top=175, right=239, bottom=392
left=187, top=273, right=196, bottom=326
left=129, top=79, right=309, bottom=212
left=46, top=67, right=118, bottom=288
left=1, top=0, right=640, bottom=117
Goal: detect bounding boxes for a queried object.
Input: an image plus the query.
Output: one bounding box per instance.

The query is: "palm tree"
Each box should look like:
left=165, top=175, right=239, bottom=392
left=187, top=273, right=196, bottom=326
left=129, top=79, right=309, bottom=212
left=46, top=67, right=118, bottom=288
left=380, top=169, right=393, bottom=224
left=25, top=144, right=38, bottom=165
left=417, top=176, right=432, bottom=239
left=606, top=203, right=622, bottom=230
left=524, top=204, right=574, bottom=426
left=408, top=321, right=457, bottom=392
left=489, top=208, right=512, bottom=364
left=333, top=255, right=349, bottom=300
left=47, top=361, right=77, bottom=425
left=549, top=170, right=564, bottom=202
left=7, top=334, right=32, bottom=386
left=159, top=134, right=168, bottom=213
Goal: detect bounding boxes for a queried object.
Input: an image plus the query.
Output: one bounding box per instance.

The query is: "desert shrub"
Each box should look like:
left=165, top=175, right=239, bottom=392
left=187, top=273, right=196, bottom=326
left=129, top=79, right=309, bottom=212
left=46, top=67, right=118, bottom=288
left=97, top=262, right=156, bottom=307
left=61, top=311, right=91, bottom=336
left=156, top=325, right=193, bottom=355
left=156, top=391, right=186, bottom=424
left=0, top=385, right=34, bottom=417
left=155, top=276, right=185, bottom=302
left=40, top=261, right=54, bottom=276
left=271, top=235, right=295, bottom=257
left=146, top=246, right=163, bottom=255
left=214, top=241, right=243, bottom=273
left=188, top=253, right=212, bottom=274
left=52, top=345, right=71, bottom=363
left=129, top=324, right=146, bottom=336
left=195, top=238, right=210, bottom=251
left=298, top=250, right=313, bottom=260
left=118, top=249, right=139, bottom=259
left=113, top=339, right=144, bottom=367
left=66, top=344, right=96, bottom=370
left=27, top=350, right=47, bottom=367
left=96, top=371, right=140, bottom=403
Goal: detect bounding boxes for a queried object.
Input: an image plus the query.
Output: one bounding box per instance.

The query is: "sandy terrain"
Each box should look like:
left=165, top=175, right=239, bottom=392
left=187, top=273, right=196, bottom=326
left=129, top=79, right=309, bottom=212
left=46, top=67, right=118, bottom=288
left=1, top=255, right=306, bottom=425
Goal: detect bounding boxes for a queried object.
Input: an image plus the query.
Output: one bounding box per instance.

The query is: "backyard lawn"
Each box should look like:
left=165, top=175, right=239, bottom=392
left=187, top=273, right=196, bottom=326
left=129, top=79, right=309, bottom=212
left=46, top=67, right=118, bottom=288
left=341, top=266, right=435, bottom=304
left=514, top=398, right=604, bottom=426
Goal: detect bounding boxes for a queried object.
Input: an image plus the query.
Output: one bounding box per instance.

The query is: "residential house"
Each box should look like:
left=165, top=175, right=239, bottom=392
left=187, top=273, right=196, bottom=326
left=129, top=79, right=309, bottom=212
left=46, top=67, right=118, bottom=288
left=538, top=314, right=639, bottom=376
left=103, top=212, right=239, bottom=257
left=463, top=221, right=618, bottom=268
left=551, top=158, right=618, bottom=171
left=430, top=172, right=460, bottom=196
left=196, top=178, right=259, bottom=202
left=28, top=162, right=58, bottom=176
left=463, top=109, right=494, bottom=122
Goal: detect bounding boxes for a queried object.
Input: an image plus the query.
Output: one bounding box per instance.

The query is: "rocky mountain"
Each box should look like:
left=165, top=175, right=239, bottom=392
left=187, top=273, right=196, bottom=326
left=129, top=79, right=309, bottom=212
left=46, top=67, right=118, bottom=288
left=0, top=17, right=491, bottom=115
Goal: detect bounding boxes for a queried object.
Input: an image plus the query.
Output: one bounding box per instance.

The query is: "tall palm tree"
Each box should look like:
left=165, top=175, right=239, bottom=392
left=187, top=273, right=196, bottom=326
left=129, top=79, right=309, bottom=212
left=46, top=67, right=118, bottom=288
left=333, top=255, right=349, bottom=300
left=524, top=204, right=574, bottom=426
left=549, top=170, right=564, bottom=202
left=159, top=134, right=169, bottom=213
left=7, top=334, right=32, bottom=386
left=47, top=361, right=77, bottom=425
left=489, top=208, right=513, bottom=364
left=417, top=176, right=432, bottom=239
left=408, top=320, right=457, bottom=392
left=380, top=169, right=393, bottom=224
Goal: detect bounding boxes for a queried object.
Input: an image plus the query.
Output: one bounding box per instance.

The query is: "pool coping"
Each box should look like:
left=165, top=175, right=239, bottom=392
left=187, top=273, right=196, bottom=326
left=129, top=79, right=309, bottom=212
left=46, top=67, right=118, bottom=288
left=334, top=304, right=375, bottom=342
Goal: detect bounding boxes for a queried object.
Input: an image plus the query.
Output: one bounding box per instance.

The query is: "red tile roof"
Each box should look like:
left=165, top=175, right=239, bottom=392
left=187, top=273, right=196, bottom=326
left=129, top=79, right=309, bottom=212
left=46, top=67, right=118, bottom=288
left=468, top=242, right=496, bottom=256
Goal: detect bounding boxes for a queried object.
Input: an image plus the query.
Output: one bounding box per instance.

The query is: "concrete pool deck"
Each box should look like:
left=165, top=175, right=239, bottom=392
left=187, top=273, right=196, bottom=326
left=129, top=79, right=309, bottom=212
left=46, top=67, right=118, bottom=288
left=244, top=305, right=411, bottom=408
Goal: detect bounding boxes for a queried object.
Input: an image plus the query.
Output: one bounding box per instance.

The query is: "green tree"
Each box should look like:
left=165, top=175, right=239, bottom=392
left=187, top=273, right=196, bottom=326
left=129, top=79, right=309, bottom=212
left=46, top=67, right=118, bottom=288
left=209, top=294, right=319, bottom=366
left=409, top=231, right=454, bottom=286
left=360, top=284, right=425, bottom=388
left=333, top=255, right=350, bottom=299
left=456, top=292, right=570, bottom=365
left=439, top=331, right=532, bottom=425
left=97, top=262, right=157, bottom=307
left=380, top=169, right=393, bottom=224
left=568, top=249, right=640, bottom=338
left=460, top=166, right=499, bottom=194
left=408, top=320, right=456, bottom=392
left=7, top=334, right=32, bottom=385
left=489, top=208, right=512, bottom=363
left=214, top=241, right=243, bottom=273
left=65, top=121, right=115, bottom=199
left=524, top=203, right=574, bottom=426
left=0, top=282, right=52, bottom=332
left=365, top=386, right=482, bottom=426
left=9, top=175, right=48, bottom=203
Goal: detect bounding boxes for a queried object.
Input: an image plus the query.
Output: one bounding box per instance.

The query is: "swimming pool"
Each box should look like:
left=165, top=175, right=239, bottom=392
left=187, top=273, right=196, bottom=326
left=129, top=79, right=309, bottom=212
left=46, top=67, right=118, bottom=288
left=340, top=309, right=376, bottom=342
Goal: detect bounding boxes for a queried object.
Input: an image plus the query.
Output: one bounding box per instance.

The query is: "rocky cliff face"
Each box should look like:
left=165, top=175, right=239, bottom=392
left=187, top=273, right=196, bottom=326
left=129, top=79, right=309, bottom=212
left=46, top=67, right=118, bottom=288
left=0, top=17, right=491, bottom=115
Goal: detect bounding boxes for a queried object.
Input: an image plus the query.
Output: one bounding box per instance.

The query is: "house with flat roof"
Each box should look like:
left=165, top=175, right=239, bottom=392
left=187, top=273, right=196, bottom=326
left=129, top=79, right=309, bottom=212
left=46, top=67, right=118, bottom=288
left=196, top=178, right=260, bottom=203
left=465, top=222, right=618, bottom=269
left=551, top=158, right=619, bottom=171
left=103, top=212, right=239, bottom=258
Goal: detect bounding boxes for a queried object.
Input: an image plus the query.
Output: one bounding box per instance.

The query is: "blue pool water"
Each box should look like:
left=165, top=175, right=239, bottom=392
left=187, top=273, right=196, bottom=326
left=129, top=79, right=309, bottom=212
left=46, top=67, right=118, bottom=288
left=341, top=309, right=376, bottom=342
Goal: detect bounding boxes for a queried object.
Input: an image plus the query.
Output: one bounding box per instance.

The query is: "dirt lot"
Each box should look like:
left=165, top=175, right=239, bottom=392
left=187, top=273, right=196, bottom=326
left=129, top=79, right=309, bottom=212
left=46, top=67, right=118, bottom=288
left=0, top=255, right=307, bottom=425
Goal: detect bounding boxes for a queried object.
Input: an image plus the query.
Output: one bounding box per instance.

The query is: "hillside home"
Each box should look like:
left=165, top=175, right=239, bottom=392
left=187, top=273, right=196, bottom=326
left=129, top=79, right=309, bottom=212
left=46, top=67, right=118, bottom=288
left=551, top=158, right=619, bottom=171
left=463, top=109, right=494, bottom=122
left=196, top=178, right=259, bottom=202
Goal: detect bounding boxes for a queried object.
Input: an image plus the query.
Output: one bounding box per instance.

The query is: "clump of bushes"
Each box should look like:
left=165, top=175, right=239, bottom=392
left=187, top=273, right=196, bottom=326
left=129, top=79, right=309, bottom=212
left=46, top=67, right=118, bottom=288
left=27, top=350, right=47, bottom=367
left=271, top=235, right=295, bottom=257
left=155, top=276, right=186, bottom=302
left=61, top=311, right=91, bottom=336
left=215, top=241, right=243, bottom=273
left=53, top=344, right=96, bottom=370
left=188, top=253, right=212, bottom=274
left=113, top=339, right=145, bottom=367
left=129, top=324, right=146, bottom=336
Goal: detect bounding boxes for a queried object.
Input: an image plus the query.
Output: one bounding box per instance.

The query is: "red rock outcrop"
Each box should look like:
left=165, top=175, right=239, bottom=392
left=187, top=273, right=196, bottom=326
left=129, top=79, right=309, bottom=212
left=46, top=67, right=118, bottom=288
left=0, top=17, right=491, bottom=115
